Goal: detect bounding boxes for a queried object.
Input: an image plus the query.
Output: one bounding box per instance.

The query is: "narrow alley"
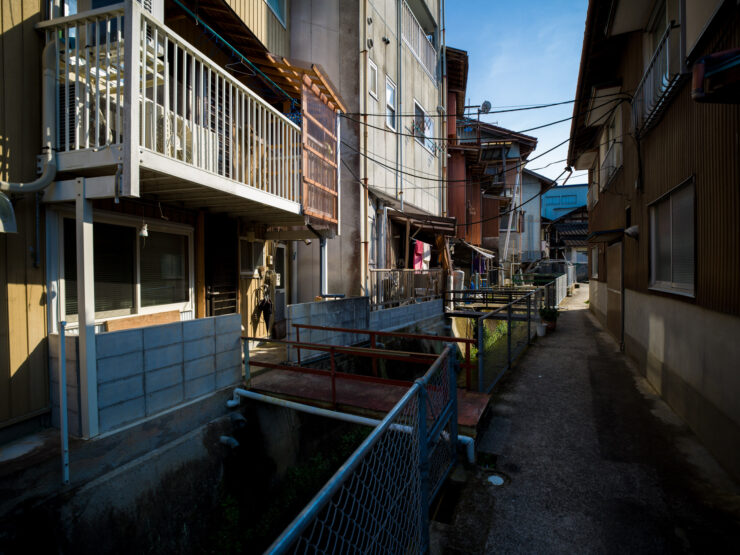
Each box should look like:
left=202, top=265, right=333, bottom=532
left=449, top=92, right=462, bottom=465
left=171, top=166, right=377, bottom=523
left=433, top=286, right=740, bottom=554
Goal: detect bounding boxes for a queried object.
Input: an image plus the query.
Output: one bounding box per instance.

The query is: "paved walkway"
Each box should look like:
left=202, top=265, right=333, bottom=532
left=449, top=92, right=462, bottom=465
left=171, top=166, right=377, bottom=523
left=433, top=286, right=740, bottom=554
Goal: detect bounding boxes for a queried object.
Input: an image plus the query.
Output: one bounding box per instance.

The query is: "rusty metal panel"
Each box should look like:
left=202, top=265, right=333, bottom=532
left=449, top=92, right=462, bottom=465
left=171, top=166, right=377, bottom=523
left=447, top=152, right=466, bottom=240
left=302, top=82, right=339, bottom=229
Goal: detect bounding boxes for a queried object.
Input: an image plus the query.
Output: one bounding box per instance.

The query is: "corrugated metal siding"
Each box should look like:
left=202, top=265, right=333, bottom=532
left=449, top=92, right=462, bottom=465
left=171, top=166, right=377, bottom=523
left=589, top=12, right=740, bottom=316
left=0, top=0, right=49, bottom=426
left=226, top=0, right=289, bottom=57
left=466, top=181, right=481, bottom=245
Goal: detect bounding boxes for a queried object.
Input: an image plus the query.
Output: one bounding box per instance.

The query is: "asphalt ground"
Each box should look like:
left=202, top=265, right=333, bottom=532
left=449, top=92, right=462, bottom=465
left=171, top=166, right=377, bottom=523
left=432, top=285, right=740, bottom=554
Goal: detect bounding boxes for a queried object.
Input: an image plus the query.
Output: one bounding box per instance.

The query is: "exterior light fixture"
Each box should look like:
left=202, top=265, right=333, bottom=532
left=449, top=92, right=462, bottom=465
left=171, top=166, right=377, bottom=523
left=139, top=222, right=149, bottom=237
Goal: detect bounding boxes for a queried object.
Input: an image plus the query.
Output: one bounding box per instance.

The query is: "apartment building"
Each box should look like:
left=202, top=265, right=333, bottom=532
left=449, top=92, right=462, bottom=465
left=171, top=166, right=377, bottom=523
left=569, top=0, right=740, bottom=479
left=286, top=0, right=452, bottom=304
left=0, top=0, right=343, bottom=439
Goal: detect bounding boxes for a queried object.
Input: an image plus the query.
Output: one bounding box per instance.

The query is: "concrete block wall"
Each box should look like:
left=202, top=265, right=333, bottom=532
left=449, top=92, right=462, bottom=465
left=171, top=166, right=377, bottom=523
left=49, top=333, right=83, bottom=437
left=286, top=297, right=370, bottom=362
left=49, top=314, right=242, bottom=436
left=369, top=299, right=445, bottom=332
left=284, top=297, right=445, bottom=362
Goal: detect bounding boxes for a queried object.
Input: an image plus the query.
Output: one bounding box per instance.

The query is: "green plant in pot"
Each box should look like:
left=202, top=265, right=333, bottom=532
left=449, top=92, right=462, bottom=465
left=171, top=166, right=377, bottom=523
left=539, top=307, right=560, bottom=331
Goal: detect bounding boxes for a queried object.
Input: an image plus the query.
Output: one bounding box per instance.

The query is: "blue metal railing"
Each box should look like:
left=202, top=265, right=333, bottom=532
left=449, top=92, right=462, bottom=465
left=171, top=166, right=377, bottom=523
left=268, top=346, right=458, bottom=554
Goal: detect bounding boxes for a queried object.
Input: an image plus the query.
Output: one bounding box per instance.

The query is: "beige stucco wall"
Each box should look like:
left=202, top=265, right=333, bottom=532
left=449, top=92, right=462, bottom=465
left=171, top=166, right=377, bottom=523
left=620, top=288, right=740, bottom=480
left=364, top=0, right=443, bottom=216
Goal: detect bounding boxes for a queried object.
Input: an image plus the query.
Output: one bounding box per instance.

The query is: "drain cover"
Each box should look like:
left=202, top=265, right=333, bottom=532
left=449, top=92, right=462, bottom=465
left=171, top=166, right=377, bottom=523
left=487, top=474, right=505, bottom=486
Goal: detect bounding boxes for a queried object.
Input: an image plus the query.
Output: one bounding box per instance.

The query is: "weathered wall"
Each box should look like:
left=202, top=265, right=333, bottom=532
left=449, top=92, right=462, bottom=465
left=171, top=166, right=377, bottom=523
left=623, top=288, right=740, bottom=481
left=50, top=315, right=242, bottom=435
left=290, top=0, right=362, bottom=302
left=0, top=0, right=48, bottom=429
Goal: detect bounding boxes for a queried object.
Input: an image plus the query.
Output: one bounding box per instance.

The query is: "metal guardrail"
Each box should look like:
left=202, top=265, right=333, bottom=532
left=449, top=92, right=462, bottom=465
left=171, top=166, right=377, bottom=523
left=401, top=0, right=437, bottom=80
left=632, top=23, right=683, bottom=136
left=449, top=275, right=567, bottom=393
left=268, top=346, right=458, bottom=554
left=599, top=140, right=622, bottom=187
left=369, top=268, right=443, bottom=310
left=42, top=2, right=301, bottom=203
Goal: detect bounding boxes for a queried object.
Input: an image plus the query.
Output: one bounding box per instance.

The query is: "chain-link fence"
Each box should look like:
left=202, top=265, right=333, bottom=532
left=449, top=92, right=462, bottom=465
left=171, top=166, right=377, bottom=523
left=268, top=346, right=458, bottom=554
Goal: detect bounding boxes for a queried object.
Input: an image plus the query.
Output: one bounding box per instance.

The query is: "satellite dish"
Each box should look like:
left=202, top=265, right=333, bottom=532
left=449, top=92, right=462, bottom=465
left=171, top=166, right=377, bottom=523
left=480, top=100, right=492, bottom=114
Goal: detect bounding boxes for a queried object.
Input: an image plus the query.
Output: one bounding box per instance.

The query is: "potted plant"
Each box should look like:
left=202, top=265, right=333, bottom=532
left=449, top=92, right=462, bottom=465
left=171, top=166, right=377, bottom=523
left=539, top=307, right=560, bottom=331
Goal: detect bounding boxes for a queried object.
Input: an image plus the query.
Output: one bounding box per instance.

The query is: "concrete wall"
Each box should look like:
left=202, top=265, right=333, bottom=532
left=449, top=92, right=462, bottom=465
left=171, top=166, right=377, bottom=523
left=589, top=279, right=607, bottom=328
left=286, top=297, right=370, bottom=362
left=286, top=296, right=445, bottom=362
left=50, top=315, right=242, bottom=436
left=290, top=0, right=362, bottom=302
left=369, top=299, right=444, bottom=331
left=623, top=289, right=740, bottom=480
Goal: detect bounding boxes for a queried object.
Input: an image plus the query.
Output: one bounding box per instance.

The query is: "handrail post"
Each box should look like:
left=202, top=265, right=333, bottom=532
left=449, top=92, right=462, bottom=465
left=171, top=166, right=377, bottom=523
left=527, top=295, right=531, bottom=344
left=243, top=337, right=251, bottom=382
left=416, top=383, right=430, bottom=554
left=447, top=347, right=458, bottom=465
left=296, top=326, right=301, bottom=366
left=507, top=302, right=512, bottom=370
left=464, top=341, right=471, bottom=390
left=330, top=346, right=336, bottom=408
left=477, top=316, right=484, bottom=392
left=371, top=332, right=378, bottom=377
left=59, top=321, right=70, bottom=485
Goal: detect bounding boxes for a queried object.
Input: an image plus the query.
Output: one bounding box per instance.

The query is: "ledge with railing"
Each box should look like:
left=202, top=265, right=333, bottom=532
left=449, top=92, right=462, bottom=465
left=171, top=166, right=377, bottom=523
left=369, top=268, right=444, bottom=310
left=37, top=1, right=335, bottom=222
left=599, top=140, right=622, bottom=188
left=632, top=23, right=685, bottom=137
left=401, top=0, right=438, bottom=82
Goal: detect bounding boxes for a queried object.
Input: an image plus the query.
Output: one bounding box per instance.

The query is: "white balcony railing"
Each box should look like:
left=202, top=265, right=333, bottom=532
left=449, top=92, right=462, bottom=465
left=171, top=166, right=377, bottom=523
left=401, top=0, right=437, bottom=81
left=599, top=140, right=622, bottom=188
left=631, top=23, right=683, bottom=136
left=41, top=2, right=301, bottom=205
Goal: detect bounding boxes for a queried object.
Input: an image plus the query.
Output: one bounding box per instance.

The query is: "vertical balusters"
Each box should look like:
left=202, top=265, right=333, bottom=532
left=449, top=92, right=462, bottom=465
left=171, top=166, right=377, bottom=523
left=180, top=47, right=186, bottom=162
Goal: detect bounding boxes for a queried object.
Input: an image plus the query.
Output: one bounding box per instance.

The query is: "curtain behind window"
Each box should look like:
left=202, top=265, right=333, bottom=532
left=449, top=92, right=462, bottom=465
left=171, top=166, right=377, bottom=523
left=64, top=219, right=136, bottom=316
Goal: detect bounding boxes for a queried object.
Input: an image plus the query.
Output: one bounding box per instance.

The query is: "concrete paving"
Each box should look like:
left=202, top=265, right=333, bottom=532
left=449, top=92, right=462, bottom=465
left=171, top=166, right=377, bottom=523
left=432, top=286, right=740, bottom=554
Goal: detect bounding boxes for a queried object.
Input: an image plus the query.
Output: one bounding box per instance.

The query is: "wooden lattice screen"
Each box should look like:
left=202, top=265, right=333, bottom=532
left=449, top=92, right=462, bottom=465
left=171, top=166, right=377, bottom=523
left=301, top=76, right=339, bottom=229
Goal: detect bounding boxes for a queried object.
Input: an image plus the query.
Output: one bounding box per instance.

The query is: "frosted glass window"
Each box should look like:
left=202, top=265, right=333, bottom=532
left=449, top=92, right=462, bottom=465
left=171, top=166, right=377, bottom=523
left=650, top=179, right=695, bottom=295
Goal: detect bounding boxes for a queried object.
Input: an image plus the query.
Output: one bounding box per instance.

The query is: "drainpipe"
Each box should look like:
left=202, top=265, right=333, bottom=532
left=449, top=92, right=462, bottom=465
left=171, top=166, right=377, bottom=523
left=0, top=42, right=58, bottom=225
left=320, top=236, right=328, bottom=297
left=227, top=388, right=476, bottom=463
left=397, top=0, right=403, bottom=211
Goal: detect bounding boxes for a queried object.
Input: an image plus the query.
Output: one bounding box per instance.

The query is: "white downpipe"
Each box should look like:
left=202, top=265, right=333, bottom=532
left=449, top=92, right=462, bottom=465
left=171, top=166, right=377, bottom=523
left=227, top=388, right=476, bottom=463
left=0, top=42, right=57, bottom=193
left=502, top=169, right=520, bottom=276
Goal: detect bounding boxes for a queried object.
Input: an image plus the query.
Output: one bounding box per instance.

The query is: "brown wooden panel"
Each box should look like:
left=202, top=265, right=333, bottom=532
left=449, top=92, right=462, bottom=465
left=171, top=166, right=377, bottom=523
left=104, top=311, right=181, bottom=332
left=481, top=197, right=499, bottom=240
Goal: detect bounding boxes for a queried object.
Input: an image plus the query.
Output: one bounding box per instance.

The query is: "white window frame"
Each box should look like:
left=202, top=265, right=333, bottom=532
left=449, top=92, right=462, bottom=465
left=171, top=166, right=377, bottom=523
left=239, top=238, right=265, bottom=278
left=591, top=246, right=599, bottom=279
left=368, top=59, right=378, bottom=100
left=413, top=100, right=436, bottom=154
left=57, top=208, right=194, bottom=327
left=649, top=177, right=695, bottom=297
left=264, top=0, right=287, bottom=28
left=385, top=76, right=397, bottom=131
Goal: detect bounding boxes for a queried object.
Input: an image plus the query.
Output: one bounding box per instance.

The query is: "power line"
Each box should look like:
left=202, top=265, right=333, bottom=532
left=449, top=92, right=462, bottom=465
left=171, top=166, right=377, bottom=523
left=341, top=94, right=629, bottom=143
left=342, top=91, right=631, bottom=118
left=340, top=99, right=627, bottom=188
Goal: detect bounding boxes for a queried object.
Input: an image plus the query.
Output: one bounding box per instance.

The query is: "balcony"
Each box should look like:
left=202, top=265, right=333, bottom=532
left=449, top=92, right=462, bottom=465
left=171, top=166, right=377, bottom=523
left=37, top=1, right=338, bottom=228
left=632, top=24, right=685, bottom=137
left=599, top=140, right=622, bottom=188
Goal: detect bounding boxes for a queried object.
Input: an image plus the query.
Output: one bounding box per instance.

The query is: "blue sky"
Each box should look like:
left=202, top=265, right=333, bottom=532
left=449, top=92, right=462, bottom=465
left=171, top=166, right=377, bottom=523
left=445, top=0, right=589, bottom=183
